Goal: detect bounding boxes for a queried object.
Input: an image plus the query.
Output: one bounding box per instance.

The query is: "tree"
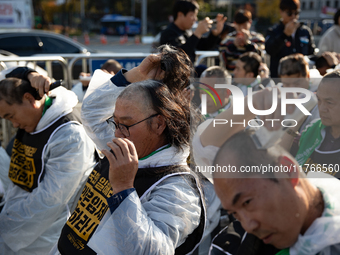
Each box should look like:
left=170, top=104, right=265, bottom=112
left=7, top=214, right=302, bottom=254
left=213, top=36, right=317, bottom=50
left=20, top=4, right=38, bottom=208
left=256, top=0, right=280, bottom=24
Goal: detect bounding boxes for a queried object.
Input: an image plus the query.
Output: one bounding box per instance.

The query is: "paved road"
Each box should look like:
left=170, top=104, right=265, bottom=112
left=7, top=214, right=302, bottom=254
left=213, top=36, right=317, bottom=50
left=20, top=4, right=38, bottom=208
left=75, top=35, right=154, bottom=53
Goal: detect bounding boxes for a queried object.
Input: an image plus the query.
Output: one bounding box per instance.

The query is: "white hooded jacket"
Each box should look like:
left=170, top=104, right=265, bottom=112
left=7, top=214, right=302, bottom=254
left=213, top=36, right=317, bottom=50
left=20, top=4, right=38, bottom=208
left=80, top=70, right=221, bottom=254
left=0, top=147, right=10, bottom=196
left=0, top=86, right=96, bottom=254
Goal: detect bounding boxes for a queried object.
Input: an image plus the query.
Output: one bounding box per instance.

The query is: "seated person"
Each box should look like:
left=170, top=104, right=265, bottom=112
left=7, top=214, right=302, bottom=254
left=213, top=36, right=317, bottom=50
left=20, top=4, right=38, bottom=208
left=219, top=9, right=264, bottom=72
left=54, top=46, right=221, bottom=255
left=278, top=53, right=320, bottom=132
left=195, top=70, right=340, bottom=178
left=0, top=68, right=96, bottom=254
left=72, top=59, right=123, bottom=102
left=233, top=52, right=273, bottom=96
left=279, top=53, right=321, bottom=91
left=160, top=0, right=226, bottom=63
left=193, top=84, right=340, bottom=254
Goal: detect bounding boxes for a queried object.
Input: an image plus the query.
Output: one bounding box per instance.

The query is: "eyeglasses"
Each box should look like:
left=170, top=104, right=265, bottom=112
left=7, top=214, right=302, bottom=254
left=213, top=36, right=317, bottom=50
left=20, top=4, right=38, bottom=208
left=106, top=113, right=159, bottom=137
left=285, top=10, right=300, bottom=16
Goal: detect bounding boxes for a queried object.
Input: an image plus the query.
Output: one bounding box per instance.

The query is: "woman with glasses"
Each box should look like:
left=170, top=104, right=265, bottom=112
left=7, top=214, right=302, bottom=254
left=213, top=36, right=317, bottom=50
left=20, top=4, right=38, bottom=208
left=54, top=46, right=221, bottom=255
left=265, top=0, right=315, bottom=78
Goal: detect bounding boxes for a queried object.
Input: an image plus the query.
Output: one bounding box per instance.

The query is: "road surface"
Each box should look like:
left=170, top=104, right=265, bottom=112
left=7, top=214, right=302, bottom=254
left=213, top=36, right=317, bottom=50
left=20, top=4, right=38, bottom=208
left=75, top=35, right=154, bottom=54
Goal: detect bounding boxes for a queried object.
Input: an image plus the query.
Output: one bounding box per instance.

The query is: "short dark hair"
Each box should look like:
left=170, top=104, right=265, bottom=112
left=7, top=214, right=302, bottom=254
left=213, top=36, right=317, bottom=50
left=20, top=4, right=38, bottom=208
left=279, top=0, right=300, bottom=11
left=173, top=0, right=199, bottom=21
left=101, top=59, right=123, bottom=74
left=239, top=52, right=262, bottom=77
left=334, top=9, right=340, bottom=25
left=0, top=78, right=35, bottom=105
left=118, top=80, right=191, bottom=152
left=278, top=53, right=308, bottom=77
left=234, top=9, right=252, bottom=24
left=315, top=56, right=330, bottom=69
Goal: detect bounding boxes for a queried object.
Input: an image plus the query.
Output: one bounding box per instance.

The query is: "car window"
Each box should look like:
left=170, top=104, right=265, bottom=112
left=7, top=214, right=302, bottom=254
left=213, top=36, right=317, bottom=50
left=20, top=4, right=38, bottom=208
left=0, top=36, right=41, bottom=56
left=39, top=36, right=82, bottom=54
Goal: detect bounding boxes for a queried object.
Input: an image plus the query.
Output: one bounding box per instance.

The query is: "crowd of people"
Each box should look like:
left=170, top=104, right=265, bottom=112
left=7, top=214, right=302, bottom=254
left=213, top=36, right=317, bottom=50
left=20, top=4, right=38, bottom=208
left=0, top=0, right=340, bottom=254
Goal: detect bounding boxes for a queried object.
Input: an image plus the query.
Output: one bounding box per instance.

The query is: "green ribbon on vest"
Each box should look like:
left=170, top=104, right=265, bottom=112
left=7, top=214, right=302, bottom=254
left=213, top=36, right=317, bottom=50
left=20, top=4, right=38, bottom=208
left=139, top=144, right=171, bottom=161
left=295, top=119, right=326, bottom=165
left=42, top=95, right=53, bottom=117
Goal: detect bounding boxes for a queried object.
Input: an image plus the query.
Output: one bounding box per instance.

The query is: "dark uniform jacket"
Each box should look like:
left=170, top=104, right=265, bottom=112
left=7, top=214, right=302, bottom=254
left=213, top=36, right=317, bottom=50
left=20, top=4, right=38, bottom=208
left=160, top=22, right=220, bottom=63
left=265, top=21, right=315, bottom=77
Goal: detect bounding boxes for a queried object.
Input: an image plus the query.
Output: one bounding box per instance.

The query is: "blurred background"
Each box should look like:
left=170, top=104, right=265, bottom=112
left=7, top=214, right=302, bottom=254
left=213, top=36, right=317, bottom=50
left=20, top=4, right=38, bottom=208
left=0, top=0, right=338, bottom=146
left=2, top=0, right=337, bottom=42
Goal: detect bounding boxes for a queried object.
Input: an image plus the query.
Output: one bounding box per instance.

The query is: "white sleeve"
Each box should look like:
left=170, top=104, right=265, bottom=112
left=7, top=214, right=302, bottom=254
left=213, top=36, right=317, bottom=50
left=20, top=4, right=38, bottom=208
left=192, top=119, right=220, bottom=181
left=0, top=124, right=95, bottom=252
left=81, top=69, right=125, bottom=151
left=0, top=66, right=19, bottom=80
left=0, top=147, right=10, bottom=195
left=317, top=33, right=332, bottom=54
left=71, top=82, right=86, bottom=103
left=88, top=176, right=201, bottom=255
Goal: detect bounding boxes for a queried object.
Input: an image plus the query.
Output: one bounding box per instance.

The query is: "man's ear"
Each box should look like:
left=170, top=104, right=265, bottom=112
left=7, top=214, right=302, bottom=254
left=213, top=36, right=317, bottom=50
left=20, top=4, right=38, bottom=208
left=177, top=12, right=184, bottom=19
left=245, top=72, right=255, bottom=79
left=279, top=9, right=284, bottom=18
left=224, top=89, right=231, bottom=98
left=153, top=115, right=167, bottom=135
left=23, top=92, right=38, bottom=108
left=279, top=155, right=299, bottom=187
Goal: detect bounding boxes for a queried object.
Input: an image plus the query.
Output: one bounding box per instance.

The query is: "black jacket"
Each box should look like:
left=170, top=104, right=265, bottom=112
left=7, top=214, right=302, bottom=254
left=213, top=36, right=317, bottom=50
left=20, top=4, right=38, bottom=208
left=160, top=22, right=220, bottom=63
left=265, top=21, right=315, bottom=77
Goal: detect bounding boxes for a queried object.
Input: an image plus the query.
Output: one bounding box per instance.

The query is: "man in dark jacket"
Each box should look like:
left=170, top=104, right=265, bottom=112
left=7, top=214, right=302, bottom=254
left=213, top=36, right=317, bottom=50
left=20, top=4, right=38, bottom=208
left=160, top=0, right=226, bottom=64
left=265, top=0, right=315, bottom=77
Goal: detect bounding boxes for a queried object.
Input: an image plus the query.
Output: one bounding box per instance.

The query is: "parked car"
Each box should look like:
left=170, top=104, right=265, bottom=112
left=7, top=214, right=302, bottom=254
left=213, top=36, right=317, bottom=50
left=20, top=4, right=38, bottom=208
left=0, top=29, right=96, bottom=80
left=0, top=29, right=94, bottom=55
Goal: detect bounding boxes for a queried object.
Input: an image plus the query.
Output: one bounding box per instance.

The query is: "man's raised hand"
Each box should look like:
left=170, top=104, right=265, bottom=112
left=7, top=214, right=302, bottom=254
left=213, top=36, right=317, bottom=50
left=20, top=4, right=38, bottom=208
left=102, top=138, right=138, bottom=195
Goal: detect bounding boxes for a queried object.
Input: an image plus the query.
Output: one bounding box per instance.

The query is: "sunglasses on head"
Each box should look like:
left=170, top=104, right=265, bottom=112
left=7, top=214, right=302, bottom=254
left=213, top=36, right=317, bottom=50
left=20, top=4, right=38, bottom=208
left=286, top=9, right=300, bottom=16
